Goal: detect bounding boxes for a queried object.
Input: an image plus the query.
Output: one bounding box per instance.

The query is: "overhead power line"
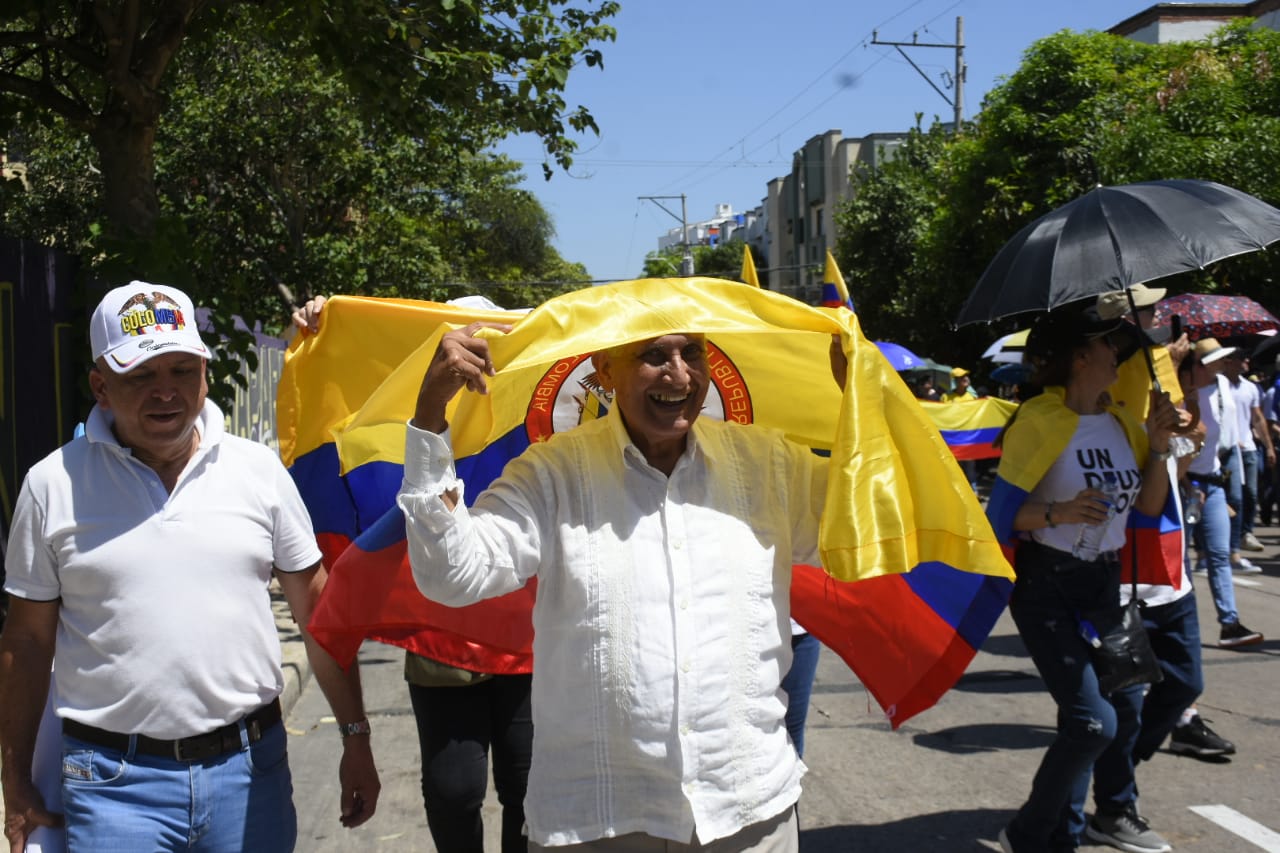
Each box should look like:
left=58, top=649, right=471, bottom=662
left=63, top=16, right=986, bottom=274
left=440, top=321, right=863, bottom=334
left=870, top=15, right=967, bottom=130
left=654, top=0, right=957, bottom=195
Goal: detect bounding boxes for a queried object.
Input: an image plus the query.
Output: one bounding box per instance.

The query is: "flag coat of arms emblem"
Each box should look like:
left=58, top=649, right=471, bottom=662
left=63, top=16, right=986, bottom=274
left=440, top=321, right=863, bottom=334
left=279, top=279, right=1013, bottom=727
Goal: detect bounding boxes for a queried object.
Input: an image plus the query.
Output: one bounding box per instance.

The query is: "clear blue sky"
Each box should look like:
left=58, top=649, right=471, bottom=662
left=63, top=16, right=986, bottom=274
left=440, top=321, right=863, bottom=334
left=497, top=0, right=1153, bottom=282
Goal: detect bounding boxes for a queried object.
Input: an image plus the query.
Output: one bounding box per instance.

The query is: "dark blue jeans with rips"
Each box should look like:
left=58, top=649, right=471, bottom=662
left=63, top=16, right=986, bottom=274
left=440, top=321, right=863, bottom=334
left=1005, top=541, right=1121, bottom=852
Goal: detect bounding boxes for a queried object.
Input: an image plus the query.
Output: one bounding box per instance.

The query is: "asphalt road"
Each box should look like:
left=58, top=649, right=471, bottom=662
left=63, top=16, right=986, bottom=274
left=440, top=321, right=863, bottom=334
left=286, top=532, right=1280, bottom=853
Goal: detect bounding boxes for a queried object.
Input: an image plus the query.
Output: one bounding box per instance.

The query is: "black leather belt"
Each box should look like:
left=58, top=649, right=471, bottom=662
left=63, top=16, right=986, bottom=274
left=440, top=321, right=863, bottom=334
left=1017, top=538, right=1120, bottom=570
left=63, top=697, right=282, bottom=762
left=1188, top=470, right=1229, bottom=488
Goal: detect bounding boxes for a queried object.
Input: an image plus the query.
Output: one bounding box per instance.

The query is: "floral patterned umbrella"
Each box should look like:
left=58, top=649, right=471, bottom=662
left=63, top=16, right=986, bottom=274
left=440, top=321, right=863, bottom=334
left=1153, top=293, right=1280, bottom=341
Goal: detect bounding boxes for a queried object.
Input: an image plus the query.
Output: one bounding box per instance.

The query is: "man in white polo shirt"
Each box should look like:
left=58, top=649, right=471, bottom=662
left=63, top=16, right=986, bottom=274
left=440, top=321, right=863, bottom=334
left=1220, top=350, right=1274, bottom=568
left=1, top=282, right=380, bottom=852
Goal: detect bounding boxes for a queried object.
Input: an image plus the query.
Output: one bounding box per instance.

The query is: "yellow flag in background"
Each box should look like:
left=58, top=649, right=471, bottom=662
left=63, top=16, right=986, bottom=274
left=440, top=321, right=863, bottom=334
left=741, top=243, right=760, bottom=288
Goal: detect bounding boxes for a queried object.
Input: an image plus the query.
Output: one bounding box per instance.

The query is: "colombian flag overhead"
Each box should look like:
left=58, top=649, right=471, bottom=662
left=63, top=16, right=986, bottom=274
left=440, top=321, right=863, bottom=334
left=280, top=279, right=1013, bottom=727
left=820, top=250, right=853, bottom=310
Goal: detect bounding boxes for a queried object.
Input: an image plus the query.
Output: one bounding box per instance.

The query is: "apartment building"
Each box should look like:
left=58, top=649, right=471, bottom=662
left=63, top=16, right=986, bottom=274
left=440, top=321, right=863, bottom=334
left=1110, top=0, right=1280, bottom=42
left=762, top=130, right=907, bottom=301
left=655, top=2, right=1280, bottom=304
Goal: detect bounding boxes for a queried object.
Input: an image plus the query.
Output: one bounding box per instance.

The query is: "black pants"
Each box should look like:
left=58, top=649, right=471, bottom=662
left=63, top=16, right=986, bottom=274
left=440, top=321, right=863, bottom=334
left=1259, top=457, right=1278, bottom=525
left=408, top=674, right=533, bottom=853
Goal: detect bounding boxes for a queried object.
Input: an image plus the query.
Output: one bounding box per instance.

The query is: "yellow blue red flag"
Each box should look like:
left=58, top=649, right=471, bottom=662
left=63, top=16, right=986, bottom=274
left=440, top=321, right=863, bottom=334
left=919, top=397, right=1017, bottom=460
left=280, top=279, right=1013, bottom=727
left=820, top=249, right=853, bottom=310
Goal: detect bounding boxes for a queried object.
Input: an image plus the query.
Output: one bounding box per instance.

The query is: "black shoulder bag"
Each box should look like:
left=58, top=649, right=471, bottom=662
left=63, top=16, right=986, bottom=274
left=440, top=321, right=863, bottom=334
left=1087, top=538, right=1164, bottom=694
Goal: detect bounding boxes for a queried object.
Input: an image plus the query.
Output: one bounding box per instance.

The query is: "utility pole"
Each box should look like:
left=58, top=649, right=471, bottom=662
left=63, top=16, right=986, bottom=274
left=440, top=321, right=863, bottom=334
left=638, top=194, right=694, bottom=275
left=871, top=16, right=966, bottom=131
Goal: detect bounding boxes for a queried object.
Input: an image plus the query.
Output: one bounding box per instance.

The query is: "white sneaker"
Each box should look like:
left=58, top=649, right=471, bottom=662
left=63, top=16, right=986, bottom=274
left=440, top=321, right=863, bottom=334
left=1232, top=556, right=1263, bottom=574
left=1242, top=531, right=1265, bottom=551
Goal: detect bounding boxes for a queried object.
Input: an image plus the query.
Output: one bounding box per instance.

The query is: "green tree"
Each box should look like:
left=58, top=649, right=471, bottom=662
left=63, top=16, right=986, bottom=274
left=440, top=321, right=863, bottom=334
left=833, top=118, right=954, bottom=353
left=153, top=25, right=588, bottom=318
left=1, top=0, right=618, bottom=243
left=642, top=239, right=761, bottom=281
left=1, top=8, right=595, bottom=402
left=837, top=22, right=1280, bottom=370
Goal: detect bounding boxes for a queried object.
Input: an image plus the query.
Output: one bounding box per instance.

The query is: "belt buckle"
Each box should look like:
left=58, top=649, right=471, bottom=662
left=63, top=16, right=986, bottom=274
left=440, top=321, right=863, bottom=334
left=172, top=733, right=216, bottom=762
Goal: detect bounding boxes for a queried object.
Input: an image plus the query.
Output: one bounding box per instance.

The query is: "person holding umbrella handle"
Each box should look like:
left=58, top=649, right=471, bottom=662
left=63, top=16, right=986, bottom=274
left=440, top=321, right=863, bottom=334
left=990, top=305, right=1179, bottom=853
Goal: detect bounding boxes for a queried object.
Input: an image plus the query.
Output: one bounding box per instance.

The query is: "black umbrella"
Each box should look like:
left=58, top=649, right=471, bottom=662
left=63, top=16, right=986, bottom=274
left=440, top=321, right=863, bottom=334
left=955, top=180, right=1280, bottom=327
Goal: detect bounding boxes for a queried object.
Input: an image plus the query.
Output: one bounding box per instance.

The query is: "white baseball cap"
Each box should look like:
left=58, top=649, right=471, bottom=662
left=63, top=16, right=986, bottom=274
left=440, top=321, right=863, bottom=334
left=90, top=282, right=211, bottom=373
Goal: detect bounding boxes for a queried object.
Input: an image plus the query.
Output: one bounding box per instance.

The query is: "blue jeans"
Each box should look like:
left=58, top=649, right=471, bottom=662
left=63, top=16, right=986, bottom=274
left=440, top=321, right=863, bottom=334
left=61, top=721, right=295, bottom=852
left=1089, top=590, right=1203, bottom=814
left=1006, top=543, right=1121, bottom=851
left=1224, top=447, right=1244, bottom=551
left=1260, top=450, right=1279, bottom=525
left=781, top=632, right=821, bottom=758
left=1130, top=591, right=1203, bottom=763
left=1242, top=448, right=1261, bottom=535
left=1191, top=482, right=1239, bottom=625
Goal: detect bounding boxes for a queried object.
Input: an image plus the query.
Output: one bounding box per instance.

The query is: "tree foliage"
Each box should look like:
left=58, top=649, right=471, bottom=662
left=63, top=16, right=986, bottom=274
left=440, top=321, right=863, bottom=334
left=835, top=22, right=1280, bottom=371
left=642, top=239, right=762, bottom=281
left=833, top=118, right=953, bottom=352
left=1, top=0, right=618, bottom=240
left=1, top=3, right=604, bottom=403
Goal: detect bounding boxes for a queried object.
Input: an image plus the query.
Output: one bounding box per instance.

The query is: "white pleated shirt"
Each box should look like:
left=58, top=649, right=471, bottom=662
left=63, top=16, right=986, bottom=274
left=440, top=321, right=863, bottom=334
left=399, top=408, right=827, bottom=846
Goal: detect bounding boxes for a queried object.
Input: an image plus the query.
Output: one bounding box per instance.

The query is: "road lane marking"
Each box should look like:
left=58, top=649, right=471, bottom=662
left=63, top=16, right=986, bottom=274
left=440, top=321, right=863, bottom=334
left=1233, top=577, right=1263, bottom=587
left=1190, top=805, right=1280, bottom=851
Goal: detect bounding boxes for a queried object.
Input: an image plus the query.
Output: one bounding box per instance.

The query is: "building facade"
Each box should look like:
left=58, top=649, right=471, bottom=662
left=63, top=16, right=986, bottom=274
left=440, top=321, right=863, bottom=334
left=762, top=130, right=906, bottom=301
left=1110, top=0, right=1280, bottom=42
left=656, top=202, right=759, bottom=255
left=649, top=131, right=904, bottom=301
left=653, top=1, right=1278, bottom=304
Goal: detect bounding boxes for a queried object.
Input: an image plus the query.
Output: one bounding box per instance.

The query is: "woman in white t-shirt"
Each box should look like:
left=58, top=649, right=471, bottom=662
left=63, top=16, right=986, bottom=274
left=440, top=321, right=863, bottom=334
left=992, top=307, right=1178, bottom=853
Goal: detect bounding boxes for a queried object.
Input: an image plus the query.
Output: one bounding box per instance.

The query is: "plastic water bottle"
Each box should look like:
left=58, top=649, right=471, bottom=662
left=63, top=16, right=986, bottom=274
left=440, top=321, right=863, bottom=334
left=1183, top=486, right=1203, bottom=526
left=1073, top=471, right=1120, bottom=561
